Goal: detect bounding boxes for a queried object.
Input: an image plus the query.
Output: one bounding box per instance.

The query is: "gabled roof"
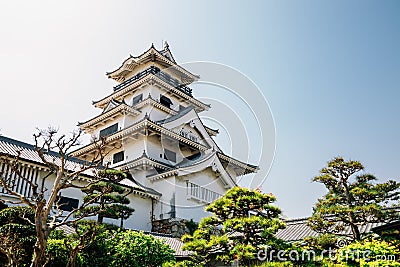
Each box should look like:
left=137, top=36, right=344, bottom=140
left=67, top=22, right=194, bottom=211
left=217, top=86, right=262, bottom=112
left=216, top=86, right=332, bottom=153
left=120, top=172, right=161, bottom=198
left=113, top=150, right=173, bottom=171
left=149, top=232, right=191, bottom=257
left=106, top=43, right=199, bottom=83
left=156, top=107, right=258, bottom=176
left=78, top=99, right=141, bottom=131
left=147, top=151, right=237, bottom=189
left=156, top=106, right=218, bottom=151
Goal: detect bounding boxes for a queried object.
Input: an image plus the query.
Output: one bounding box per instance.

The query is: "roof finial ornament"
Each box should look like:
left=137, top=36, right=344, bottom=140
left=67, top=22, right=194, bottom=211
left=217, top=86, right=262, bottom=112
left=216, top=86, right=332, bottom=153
left=144, top=113, right=149, bottom=119
left=164, top=41, right=169, bottom=49
left=151, top=43, right=155, bottom=48
left=142, top=150, right=147, bottom=157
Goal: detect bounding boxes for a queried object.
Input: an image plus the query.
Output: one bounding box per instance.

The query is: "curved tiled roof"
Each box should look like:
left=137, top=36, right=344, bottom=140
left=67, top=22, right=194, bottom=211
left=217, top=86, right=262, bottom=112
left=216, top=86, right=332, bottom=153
left=147, top=232, right=191, bottom=257
left=275, top=217, right=388, bottom=242
left=0, top=135, right=92, bottom=174
left=0, top=136, right=159, bottom=198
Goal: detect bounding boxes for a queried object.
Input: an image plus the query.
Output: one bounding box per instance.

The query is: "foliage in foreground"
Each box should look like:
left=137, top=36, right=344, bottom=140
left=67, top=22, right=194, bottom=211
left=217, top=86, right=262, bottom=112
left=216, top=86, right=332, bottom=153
left=46, top=222, right=175, bottom=267
left=337, top=239, right=400, bottom=267
left=0, top=206, right=36, bottom=267
left=308, top=157, right=400, bottom=241
left=182, top=187, right=286, bottom=265
left=77, top=169, right=135, bottom=226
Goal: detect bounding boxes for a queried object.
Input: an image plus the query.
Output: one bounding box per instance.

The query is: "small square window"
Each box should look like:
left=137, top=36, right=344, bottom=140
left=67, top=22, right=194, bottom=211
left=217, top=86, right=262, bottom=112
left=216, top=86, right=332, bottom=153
left=113, top=151, right=125, bottom=164
left=57, top=196, right=79, bottom=212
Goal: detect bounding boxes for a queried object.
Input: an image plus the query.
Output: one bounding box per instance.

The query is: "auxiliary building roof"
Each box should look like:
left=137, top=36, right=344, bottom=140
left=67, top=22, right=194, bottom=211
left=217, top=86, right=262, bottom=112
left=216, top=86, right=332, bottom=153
left=0, top=135, right=160, bottom=198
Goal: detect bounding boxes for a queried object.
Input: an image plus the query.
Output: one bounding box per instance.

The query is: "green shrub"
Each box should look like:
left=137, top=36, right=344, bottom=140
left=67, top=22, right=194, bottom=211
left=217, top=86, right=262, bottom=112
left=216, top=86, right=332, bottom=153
left=337, top=239, right=400, bottom=267
left=46, top=239, right=73, bottom=267
left=109, top=230, right=175, bottom=267
left=163, top=259, right=201, bottom=267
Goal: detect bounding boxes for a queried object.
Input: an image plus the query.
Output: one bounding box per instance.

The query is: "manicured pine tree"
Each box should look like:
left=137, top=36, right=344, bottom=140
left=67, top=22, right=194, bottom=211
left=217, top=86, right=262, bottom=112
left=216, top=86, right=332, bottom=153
left=182, top=186, right=285, bottom=266
left=78, top=170, right=135, bottom=226
left=308, top=157, right=400, bottom=241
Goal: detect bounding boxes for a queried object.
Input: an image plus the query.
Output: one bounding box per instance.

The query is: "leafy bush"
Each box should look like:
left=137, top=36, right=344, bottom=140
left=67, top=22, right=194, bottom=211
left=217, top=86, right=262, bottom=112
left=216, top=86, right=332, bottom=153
left=0, top=206, right=35, bottom=266
left=108, top=230, right=175, bottom=267
left=337, top=239, right=400, bottom=266
left=163, top=259, right=201, bottom=267
left=46, top=239, right=72, bottom=267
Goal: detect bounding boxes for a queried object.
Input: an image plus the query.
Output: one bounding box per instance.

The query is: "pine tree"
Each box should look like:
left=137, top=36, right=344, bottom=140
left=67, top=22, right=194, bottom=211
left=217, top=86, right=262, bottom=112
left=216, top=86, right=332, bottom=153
left=78, top=170, right=135, bottom=226
left=182, top=187, right=285, bottom=265
left=308, top=157, right=400, bottom=241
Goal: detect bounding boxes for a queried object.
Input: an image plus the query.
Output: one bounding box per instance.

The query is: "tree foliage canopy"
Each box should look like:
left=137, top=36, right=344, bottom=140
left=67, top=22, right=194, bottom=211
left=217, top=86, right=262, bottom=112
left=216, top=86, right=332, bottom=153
left=77, top=169, right=134, bottom=225
left=182, top=187, right=285, bottom=265
left=308, top=157, right=400, bottom=241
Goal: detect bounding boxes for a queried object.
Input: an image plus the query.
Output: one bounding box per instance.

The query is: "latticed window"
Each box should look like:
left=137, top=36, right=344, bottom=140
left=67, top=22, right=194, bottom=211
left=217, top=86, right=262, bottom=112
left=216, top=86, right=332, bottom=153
left=113, top=151, right=125, bottom=164
left=99, top=123, right=118, bottom=138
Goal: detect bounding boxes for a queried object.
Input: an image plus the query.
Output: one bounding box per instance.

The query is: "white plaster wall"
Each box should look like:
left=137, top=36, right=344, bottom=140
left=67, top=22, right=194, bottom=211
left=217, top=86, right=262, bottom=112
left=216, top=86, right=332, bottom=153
left=150, top=176, right=177, bottom=220
left=174, top=168, right=228, bottom=222
left=91, top=117, right=125, bottom=138
left=103, top=194, right=153, bottom=231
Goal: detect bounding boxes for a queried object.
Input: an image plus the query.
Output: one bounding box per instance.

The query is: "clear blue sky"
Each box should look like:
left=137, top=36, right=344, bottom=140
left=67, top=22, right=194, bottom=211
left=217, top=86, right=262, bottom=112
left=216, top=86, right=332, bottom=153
left=0, top=1, right=399, bottom=218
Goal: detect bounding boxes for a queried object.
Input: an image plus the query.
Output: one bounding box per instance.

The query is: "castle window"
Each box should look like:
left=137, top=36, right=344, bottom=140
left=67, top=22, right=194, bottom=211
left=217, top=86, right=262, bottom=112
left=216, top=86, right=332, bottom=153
left=99, top=123, right=118, bottom=138
left=57, top=196, right=79, bottom=212
left=113, top=151, right=125, bottom=164
left=164, top=149, right=176, bottom=162
left=131, top=94, right=143, bottom=105
left=160, top=95, right=173, bottom=108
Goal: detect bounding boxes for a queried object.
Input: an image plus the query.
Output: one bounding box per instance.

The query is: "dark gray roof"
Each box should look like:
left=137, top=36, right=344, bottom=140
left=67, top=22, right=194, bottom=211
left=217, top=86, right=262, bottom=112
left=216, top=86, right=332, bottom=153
left=275, top=217, right=386, bottom=242
left=372, top=220, right=400, bottom=233
left=146, top=232, right=191, bottom=257
left=174, top=152, right=205, bottom=168
left=0, top=135, right=87, bottom=169
left=0, top=135, right=159, bottom=197
left=156, top=106, right=194, bottom=124
left=56, top=224, right=76, bottom=235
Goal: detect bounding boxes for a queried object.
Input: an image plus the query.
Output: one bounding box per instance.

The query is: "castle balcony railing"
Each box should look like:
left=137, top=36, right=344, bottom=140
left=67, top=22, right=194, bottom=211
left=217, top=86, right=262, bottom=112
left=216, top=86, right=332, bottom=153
left=186, top=181, right=222, bottom=204
left=113, top=66, right=193, bottom=96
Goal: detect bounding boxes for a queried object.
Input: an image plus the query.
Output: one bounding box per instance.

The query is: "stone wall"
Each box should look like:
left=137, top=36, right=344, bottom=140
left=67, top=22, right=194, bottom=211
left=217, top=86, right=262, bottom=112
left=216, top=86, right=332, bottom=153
left=151, top=218, right=189, bottom=237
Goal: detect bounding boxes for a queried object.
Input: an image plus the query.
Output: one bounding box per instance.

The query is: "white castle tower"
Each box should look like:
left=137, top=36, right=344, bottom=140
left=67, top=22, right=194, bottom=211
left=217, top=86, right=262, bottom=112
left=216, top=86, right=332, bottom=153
left=72, top=43, right=258, bottom=235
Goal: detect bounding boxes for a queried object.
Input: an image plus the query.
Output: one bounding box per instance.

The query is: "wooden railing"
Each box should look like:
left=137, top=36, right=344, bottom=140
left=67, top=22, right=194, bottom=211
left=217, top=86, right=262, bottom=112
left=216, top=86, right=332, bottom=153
left=113, top=66, right=193, bottom=96
left=186, top=181, right=222, bottom=204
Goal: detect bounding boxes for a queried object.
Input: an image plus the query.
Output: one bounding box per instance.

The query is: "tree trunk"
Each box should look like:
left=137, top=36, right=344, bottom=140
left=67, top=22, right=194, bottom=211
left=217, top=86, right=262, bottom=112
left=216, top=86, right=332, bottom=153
left=342, top=178, right=361, bottom=241
left=67, top=249, right=78, bottom=267
left=349, top=218, right=361, bottom=241
left=98, top=214, right=104, bottom=224
left=31, top=204, right=49, bottom=267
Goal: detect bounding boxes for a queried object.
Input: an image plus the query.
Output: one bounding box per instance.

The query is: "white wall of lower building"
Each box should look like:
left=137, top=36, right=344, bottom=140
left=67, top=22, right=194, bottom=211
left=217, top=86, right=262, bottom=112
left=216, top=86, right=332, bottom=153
left=174, top=168, right=228, bottom=222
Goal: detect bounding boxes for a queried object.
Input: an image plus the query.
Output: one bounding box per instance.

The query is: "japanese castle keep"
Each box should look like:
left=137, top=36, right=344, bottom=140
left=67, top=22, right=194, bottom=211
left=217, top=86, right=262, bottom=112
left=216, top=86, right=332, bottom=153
left=72, top=43, right=258, bottom=234
left=0, top=43, right=258, bottom=236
